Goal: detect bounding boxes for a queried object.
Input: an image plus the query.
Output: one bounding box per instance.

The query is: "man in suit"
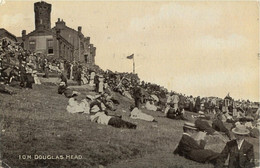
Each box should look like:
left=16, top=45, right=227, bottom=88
left=174, top=122, right=220, bottom=164
left=215, top=125, right=255, bottom=168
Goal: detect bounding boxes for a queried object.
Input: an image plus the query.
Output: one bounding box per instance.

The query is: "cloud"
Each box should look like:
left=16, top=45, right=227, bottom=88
left=130, top=2, right=221, bottom=31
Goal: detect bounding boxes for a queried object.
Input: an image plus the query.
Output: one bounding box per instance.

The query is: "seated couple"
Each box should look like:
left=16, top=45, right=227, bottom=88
left=165, top=105, right=187, bottom=120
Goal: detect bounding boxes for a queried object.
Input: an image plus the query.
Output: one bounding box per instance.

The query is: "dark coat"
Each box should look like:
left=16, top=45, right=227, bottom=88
left=212, top=118, right=231, bottom=139
left=167, top=108, right=184, bottom=120
left=60, top=74, right=68, bottom=86
left=174, top=134, right=219, bottom=164
left=133, top=86, right=142, bottom=99
left=215, top=139, right=255, bottom=168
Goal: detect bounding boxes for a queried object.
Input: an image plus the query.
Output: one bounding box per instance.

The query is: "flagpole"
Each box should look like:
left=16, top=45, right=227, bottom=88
left=133, top=55, right=135, bottom=74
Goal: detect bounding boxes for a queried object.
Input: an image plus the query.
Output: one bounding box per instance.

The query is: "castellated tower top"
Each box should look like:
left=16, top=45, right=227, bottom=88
left=34, top=1, right=52, bottom=30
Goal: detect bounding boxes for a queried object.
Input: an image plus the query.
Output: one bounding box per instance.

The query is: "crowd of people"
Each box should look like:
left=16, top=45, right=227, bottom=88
left=1, top=37, right=260, bottom=167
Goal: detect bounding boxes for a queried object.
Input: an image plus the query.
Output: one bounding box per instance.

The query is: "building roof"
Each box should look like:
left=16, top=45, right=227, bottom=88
left=0, top=28, right=17, bottom=42
left=26, top=28, right=54, bottom=37
left=25, top=28, right=73, bottom=48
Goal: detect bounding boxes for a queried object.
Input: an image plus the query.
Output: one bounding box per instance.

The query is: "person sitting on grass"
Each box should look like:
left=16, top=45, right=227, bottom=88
left=66, top=97, right=90, bottom=114
left=215, top=125, right=255, bottom=168
left=97, top=93, right=119, bottom=111
left=145, top=99, right=158, bottom=111
left=59, top=72, right=68, bottom=86
left=166, top=106, right=187, bottom=120
left=212, top=112, right=232, bottom=140
left=233, top=121, right=260, bottom=139
left=174, top=122, right=220, bottom=165
left=58, top=82, right=79, bottom=98
left=195, top=117, right=229, bottom=143
left=195, top=117, right=219, bottom=135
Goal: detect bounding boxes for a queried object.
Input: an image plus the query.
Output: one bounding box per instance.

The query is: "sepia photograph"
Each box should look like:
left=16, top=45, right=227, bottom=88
left=0, top=0, right=259, bottom=168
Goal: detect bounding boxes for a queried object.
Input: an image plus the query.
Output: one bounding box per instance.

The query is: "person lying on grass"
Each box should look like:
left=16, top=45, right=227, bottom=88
left=89, top=111, right=137, bottom=129
left=84, top=95, right=137, bottom=129
left=129, top=106, right=157, bottom=122
left=66, top=94, right=109, bottom=114
left=174, top=122, right=220, bottom=165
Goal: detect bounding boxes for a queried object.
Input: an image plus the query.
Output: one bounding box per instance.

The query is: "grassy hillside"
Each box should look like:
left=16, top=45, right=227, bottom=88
left=0, top=83, right=258, bottom=168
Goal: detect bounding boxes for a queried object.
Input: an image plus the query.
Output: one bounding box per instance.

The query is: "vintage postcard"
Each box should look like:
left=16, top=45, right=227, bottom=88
left=0, top=1, right=259, bottom=168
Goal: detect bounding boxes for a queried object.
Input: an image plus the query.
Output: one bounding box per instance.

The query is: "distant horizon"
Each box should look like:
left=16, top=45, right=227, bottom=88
left=1, top=1, right=259, bottom=102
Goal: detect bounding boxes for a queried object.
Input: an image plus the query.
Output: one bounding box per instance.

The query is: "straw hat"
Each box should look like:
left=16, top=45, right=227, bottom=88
left=183, top=122, right=197, bottom=130
left=232, top=125, right=250, bottom=135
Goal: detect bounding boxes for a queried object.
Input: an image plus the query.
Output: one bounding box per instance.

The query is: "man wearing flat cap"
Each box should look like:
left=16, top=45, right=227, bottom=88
left=174, top=122, right=220, bottom=164
left=215, top=125, right=255, bottom=168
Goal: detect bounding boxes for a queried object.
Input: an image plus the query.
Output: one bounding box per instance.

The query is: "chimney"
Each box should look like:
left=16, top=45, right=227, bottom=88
left=78, top=26, right=82, bottom=33
left=90, top=44, right=93, bottom=54
left=55, top=18, right=65, bottom=29
left=22, top=30, right=26, bottom=41
left=86, top=37, right=90, bottom=45
left=22, top=30, right=26, bottom=36
left=93, top=47, right=96, bottom=56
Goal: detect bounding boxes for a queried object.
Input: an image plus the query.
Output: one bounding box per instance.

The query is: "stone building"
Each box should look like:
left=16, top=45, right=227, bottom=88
left=21, top=1, right=96, bottom=64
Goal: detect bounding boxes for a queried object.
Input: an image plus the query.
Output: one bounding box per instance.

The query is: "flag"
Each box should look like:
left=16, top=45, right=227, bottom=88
left=126, top=54, right=134, bottom=59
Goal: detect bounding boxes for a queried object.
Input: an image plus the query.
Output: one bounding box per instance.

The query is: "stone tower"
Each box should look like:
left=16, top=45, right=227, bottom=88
left=34, top=1, right=52, bottom=30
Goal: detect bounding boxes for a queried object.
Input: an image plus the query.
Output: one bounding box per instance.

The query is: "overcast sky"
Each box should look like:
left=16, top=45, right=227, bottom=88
left=1, top=1, right=259, bottom=101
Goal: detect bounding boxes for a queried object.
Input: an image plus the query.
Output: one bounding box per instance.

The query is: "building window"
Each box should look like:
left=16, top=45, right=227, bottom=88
left=47, top=39, right=53, bottom=54
left=29, top=40, right=36, bottom=51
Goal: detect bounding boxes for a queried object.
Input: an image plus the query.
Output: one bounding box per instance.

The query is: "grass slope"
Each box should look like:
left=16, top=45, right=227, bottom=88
left=0, top=84, right=258, bottom=168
